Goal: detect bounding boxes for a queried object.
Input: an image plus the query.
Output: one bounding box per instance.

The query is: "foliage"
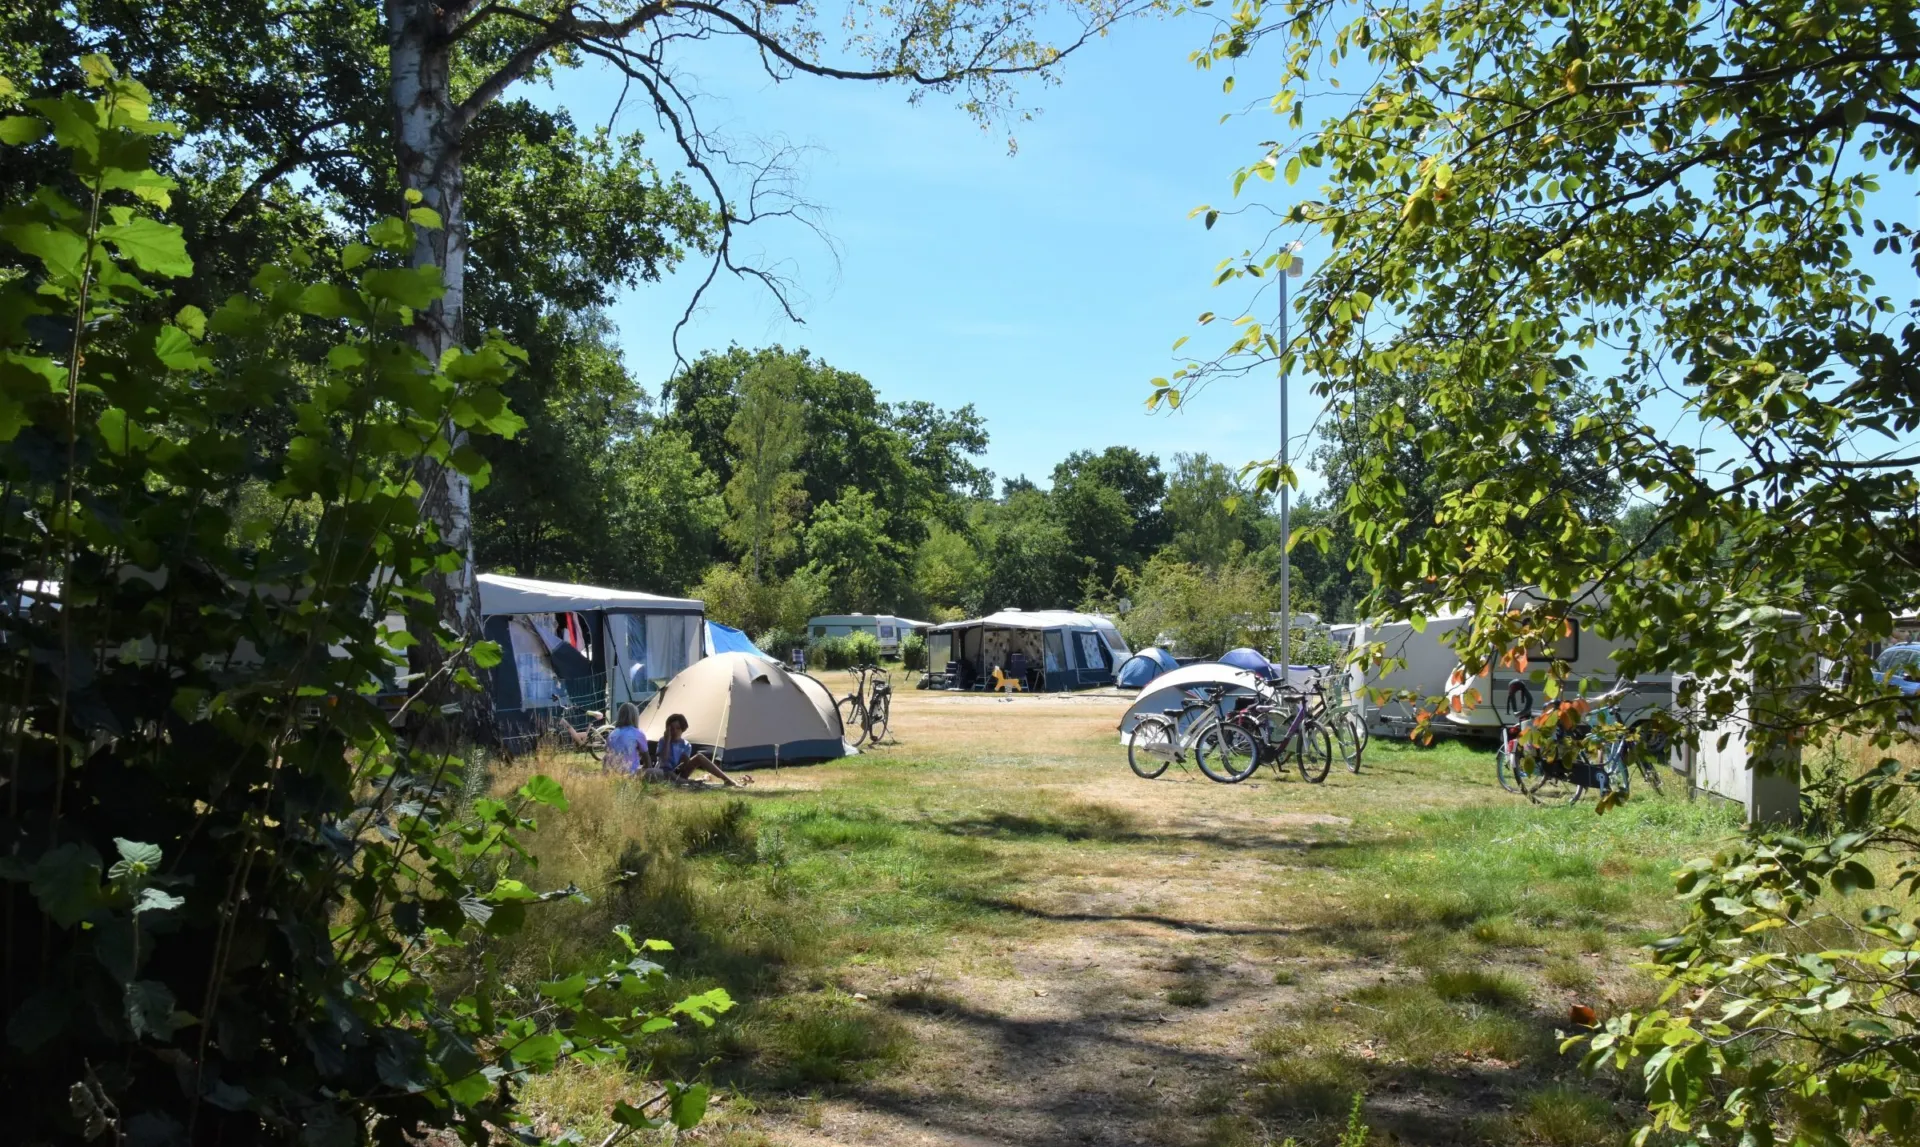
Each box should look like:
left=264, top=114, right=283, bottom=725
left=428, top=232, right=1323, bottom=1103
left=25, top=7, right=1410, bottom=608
left=1172, top=0, right=1920, bottom=1137
left=807, top=635, right=855, bottom=670
left=0, top=65, right=724, bottom=1144
left=845, top=630, right=882, bottom=667
left=689, top=563, right=825, bottom=638
left=900, top=632, right=928, bottom=670
left=721, top=358, right=808, bottom=581
left=1574, top=754, right=1920, bottom=1145
left=1113, top=553, right=1278, bottom=657
left=802, top=487, right=913, bottom=615
left=758, top=626, right=808, bottom=663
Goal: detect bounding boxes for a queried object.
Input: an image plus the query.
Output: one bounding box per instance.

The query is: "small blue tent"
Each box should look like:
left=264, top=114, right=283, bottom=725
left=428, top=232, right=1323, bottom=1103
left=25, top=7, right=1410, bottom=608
left=1116, top=646, right=1179, bottom=688
left=705, top=621, right=778, bottom=662
left=1219, top=646, right=1276, bottom=679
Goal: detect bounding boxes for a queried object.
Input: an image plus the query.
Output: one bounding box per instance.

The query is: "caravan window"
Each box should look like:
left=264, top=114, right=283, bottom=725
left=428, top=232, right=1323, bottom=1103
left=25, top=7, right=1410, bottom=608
left=812, top=626, right=826, bottom=638
left=880, top=625, right=895, bottom=639
left=1043, top=631, right=1066, bottom=673
left=1074, top=630, right=1107, bottom=670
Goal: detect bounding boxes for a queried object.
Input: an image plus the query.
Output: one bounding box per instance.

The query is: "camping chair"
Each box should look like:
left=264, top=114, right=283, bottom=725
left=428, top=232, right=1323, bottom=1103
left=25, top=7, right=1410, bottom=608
left=990, top=666, right=1024, bottom=693
left=1008, top=652, right=1030, bottom=689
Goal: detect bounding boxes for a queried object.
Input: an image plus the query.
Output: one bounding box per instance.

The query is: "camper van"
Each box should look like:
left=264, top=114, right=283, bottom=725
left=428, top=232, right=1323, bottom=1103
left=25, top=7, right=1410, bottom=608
left=807, top=613, right=928, bottom=657
left=1440, top=587, right=1669, bottom=734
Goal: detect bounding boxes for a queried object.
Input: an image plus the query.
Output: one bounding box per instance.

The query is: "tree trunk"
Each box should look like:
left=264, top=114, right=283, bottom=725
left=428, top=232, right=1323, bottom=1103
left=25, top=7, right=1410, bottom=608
left=388, top=0, right=492, bottom=746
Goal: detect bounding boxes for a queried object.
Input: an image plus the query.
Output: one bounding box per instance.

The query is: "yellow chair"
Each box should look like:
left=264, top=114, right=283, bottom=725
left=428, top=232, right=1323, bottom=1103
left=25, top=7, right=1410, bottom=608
left=990, top=667, right=1024, bottom=693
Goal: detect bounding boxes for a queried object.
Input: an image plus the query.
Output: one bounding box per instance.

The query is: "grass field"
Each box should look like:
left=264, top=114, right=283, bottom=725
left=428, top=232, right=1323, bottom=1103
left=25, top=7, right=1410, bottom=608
left=496, top=676, right=1745, bottom=1147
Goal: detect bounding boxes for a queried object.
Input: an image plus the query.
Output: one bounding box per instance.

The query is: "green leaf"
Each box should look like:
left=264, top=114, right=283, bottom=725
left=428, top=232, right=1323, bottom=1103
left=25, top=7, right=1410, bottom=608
left=124, top=979, right=181, bottom=1040
left=470, top=640, right=503, bottom=669
left=0, top=221, right=88, bottom=282
left=173, top=304, right=206, bottom=338
left=100, top=215, right=192, bottom=277
left=109, top=838, right=162, bottom=879
left=538, top=972, right=589, bottom=1005
left=669, top=1081, right=710, bottom=1130
left=360, top=266, right=443, bottom=310
left=407, top=206, right=443, bottom=230
left=519, top=774, right=568, bottom=811
left=366, top=216, right=410, bottom=252
left=30, top=842, right=104, bottom=927
left=0, top=115, right=46, bottom=145
left=341, top=241, right=374, bottom=271
left=506, top=1031, right=563, bottom=1071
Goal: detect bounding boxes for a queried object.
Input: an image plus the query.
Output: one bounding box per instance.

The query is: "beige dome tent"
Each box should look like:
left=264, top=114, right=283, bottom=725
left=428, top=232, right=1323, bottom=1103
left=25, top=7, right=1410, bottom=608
left=635, top=652, right=849, bottom=765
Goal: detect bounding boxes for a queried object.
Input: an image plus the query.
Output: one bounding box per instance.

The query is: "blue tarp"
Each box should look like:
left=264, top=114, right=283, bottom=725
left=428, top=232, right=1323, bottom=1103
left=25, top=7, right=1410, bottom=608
left=706, top=621, right=778, bottom=662
left=1116, top=646, right=1179, bottom=688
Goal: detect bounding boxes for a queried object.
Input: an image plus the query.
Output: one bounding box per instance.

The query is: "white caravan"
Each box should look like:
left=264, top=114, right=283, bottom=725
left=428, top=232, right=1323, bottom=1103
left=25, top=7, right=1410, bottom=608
left=1341, top=610, right=1478, bottom=737
left=1440, top=587, right=1670, bottom=734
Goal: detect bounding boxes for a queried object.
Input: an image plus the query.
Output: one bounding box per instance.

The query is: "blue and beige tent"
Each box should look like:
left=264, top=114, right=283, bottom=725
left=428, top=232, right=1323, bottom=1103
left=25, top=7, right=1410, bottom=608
left=1116, top=646, right=1178, bottom=689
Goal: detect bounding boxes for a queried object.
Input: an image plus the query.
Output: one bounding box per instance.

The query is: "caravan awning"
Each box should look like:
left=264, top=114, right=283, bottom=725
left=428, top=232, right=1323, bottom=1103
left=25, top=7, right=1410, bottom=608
left=477, top=573, right=703, bottom=616
left=929, top=609, right=1111, bottom=633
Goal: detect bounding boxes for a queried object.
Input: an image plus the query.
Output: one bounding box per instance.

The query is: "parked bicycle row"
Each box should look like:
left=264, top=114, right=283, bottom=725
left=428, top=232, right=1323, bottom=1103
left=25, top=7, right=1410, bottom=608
left=1124, top=665, right=1368, bottom=785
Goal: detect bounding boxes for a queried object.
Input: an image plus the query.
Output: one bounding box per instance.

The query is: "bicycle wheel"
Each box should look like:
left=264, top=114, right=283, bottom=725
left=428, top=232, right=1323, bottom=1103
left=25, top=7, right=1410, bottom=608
left=1196, top=722, right=1261, bottom=784
left=868, top=693, right=891, bottom=743
left=1335, top=711, right=1366, bottom=774
left=585, top=724, right=609, bottom=763
left=1128, top=716, right=1176, bottom=779
left=1629, top=720, right=1667, bottom=792
left=838, top=696, right=868, bottom=747
left=1294, top=725, right=1334, bottom=783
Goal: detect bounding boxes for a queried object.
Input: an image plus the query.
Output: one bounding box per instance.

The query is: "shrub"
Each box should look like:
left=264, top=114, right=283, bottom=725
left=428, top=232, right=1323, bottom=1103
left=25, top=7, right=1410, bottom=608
left=900, top=631, right=927, bottom=669
left=807, top=634, right=852, bottom=669
left=0, top=64, right=723, bottom=1143
left=845, top=629, right=881, bottom=666
left=758, top=626, right=807, bottom=663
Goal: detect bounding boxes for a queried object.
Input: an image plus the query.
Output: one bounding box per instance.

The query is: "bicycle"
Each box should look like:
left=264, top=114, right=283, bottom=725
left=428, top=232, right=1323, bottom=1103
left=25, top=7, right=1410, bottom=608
left=1495, top=690, right=1633, bottom=804
left=1204, top=680, right=1332, bottom=785
left=838, top=663, right=892, bottom=747
left=1127, top=683, right=1259, bottom=781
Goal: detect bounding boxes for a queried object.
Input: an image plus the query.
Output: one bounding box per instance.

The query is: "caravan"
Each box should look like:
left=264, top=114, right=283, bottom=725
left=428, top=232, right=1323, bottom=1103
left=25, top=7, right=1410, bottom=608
left=1342, top=610, right=1477, bottom=737
left=807, top=613, right=929, bottom=657
left=1440, top=587, right=1669, bottom=734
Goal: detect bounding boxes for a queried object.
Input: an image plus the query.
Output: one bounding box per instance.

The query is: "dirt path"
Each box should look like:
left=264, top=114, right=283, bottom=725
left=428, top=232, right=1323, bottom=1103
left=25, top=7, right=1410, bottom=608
left=748, top=687, right=1346, bottom=1147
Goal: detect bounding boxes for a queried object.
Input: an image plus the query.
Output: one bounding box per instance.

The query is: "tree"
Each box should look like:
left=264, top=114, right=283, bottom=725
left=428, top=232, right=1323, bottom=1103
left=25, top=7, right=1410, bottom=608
left=913, top=522, right=988, bottom=617
left=803, top=487, right=913, bottom=613
left=1161, top=452, right=1270, bottom=569
left=1307, top=360, right=1623, bottom=610
left=1115, top=554, right=1279, bottom=657
left=722, top=359, right=807, bottom=580
left=1173, top=0, right=1920, bottom=1138
left=1052, top=446, right=1167, bottom=581
left=977, top=488, right=1080, bottom=611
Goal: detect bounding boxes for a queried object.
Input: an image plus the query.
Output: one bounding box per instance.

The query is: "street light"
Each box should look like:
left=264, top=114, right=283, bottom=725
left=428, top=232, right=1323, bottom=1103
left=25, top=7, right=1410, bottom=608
left=1278, top=244, right=1305, bottom=678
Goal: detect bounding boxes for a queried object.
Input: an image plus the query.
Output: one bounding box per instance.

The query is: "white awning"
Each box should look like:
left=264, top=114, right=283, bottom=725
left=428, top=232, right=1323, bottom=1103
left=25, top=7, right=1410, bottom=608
left=929, top=609, right=1113, bottom=633
left=477, top=573, right=703, bottom=616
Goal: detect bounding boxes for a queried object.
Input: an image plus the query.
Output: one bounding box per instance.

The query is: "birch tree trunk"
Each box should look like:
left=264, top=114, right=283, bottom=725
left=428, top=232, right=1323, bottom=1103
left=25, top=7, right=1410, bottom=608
left=388, top=0, right=490, bottom=744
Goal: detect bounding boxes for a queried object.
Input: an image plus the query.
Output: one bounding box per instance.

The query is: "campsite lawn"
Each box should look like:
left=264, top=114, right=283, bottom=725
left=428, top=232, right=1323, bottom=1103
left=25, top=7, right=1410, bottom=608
left=503, top=679, right=1743, bottom=1147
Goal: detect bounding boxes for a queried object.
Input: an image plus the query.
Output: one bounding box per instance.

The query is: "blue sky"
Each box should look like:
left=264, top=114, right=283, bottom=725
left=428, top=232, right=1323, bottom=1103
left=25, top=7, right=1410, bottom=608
left=534, top=16, right=1918, bottom=500
left=538, top=17, right=1308, bottom=491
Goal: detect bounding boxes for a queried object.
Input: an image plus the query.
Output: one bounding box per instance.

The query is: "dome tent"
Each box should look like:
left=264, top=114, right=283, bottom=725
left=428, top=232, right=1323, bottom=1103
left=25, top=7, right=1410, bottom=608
left=1116, top=646, right=1178, bottom=688
left=635, top=652, right=848, bottom=766
left=1218, top=647, right=1276, bottom=679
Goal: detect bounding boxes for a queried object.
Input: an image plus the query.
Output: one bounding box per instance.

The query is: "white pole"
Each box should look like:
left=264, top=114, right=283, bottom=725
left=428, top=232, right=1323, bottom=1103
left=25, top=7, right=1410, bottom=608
left=1278, top=266, right=1292, bottom=680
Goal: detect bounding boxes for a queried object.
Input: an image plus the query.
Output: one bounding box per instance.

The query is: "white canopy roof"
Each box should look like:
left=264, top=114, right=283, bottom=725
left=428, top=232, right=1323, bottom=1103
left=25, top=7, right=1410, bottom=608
left=930, top=609, right=1117, bottom=633
left=477, top=573, right=703, bottom=616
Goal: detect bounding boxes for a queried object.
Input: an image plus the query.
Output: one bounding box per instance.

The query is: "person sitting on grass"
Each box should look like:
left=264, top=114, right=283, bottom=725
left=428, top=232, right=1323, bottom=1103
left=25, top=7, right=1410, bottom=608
left=604, top=702, right=648, bottom=775
left=647, top=713, right=752, bottom=787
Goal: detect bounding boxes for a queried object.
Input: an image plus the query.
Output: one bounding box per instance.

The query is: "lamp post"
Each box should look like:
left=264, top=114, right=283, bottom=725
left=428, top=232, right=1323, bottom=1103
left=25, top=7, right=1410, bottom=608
left=1278, top=246, right=1305, bottom=678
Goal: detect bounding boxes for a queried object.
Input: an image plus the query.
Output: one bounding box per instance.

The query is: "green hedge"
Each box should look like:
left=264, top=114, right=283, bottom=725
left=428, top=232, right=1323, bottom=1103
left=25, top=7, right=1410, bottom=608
left=900, top=632, right=927, bottom=670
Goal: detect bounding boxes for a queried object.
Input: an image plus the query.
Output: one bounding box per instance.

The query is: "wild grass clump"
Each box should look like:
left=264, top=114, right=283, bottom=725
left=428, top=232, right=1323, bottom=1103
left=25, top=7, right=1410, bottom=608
left=1428, top=967, right=1530, bottom=1008
left=1494, top=1083, right=1620, bottom=1147
left=1251, top=1020, right=1367, bottom=1118
left=739, top=993, right=905, bottom=1088
left=1347, top=977, right=1540, bottom=1065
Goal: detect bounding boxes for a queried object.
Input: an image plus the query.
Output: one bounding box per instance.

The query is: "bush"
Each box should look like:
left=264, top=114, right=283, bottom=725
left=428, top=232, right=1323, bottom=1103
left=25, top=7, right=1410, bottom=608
left=758, top=626, right=807, bottom=663
left=900, top=632, right=928, bottom=669
left=0, top=65, right=725, bottom=1142
left=845, top=630, right=881, bottom=666
left=808, top=635, right=853, bottom=669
